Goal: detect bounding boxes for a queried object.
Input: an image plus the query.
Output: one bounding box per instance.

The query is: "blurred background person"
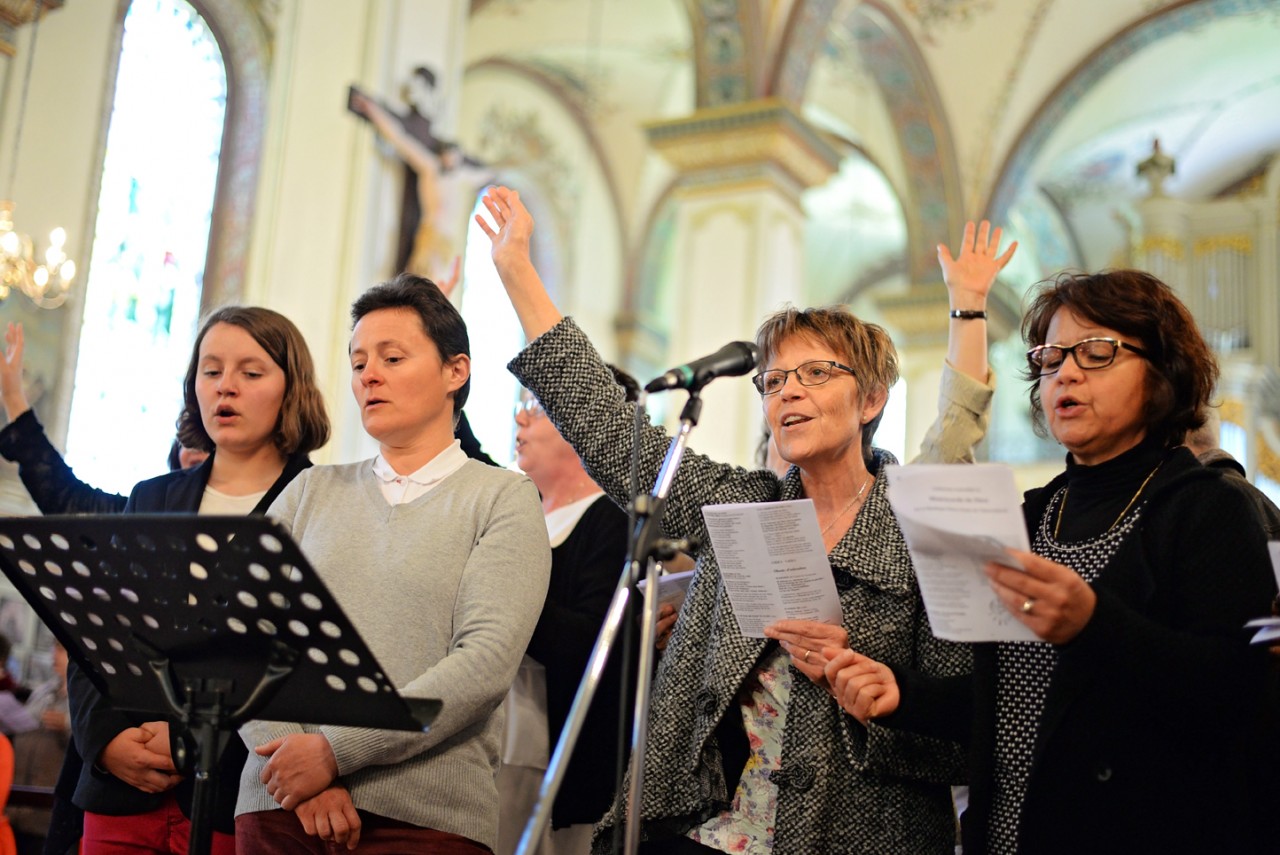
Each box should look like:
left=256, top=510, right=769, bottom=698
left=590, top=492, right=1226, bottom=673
left=9, top=641, right=69, bottom=855
left=496, top=365, right=639, bottom=855
left=1185, top=407, right=1280, bottom=538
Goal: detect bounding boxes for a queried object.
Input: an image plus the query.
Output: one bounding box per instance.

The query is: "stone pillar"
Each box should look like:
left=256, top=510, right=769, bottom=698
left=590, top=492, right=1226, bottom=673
left=641, top=99, right=840, bottom=467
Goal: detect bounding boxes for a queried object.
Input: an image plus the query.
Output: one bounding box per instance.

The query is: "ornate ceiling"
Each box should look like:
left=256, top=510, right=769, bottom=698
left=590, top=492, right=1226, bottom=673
left=464, top=0, right=1280, bottom=272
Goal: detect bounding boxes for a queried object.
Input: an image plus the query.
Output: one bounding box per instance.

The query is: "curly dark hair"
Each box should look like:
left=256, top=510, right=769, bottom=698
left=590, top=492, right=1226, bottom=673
left=1021, top=269, right=1218, bottom=449
left=177, top=306, right=330, bottom=455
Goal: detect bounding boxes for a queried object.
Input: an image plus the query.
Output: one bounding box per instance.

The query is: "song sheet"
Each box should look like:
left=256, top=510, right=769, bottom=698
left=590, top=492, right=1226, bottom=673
left=637, top=568, right=696, bottom=612
left=1245, top=541, right=1280, bottom=645
left=700, top=500, right=841, bottom=637
left=885, top=463, right=1039, bottom=642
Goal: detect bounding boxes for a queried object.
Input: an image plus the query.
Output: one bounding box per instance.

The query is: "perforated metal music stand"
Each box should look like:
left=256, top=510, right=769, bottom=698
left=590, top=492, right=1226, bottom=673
left=0, top=514, right=441, bottom=855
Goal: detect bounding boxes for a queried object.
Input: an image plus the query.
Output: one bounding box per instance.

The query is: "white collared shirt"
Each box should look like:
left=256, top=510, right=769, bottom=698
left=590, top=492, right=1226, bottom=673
left=372, top=439, right=468, bottom=505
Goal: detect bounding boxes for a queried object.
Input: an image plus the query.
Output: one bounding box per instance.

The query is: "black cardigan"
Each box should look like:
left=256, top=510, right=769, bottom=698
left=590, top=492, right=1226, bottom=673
left=525, top=494, right=634, bottom=829
left=889, top=442, right=1278, bottom=854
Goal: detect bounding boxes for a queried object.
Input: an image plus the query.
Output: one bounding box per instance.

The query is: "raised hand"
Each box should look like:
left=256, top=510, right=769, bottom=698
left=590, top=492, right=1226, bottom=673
left=474, top=185, right=563, bottom=341
left=475, top=186, right=534, bottom=275
left=1, top=322, right=31, bottom=421
left=939, top=220, right=1016, bottom=382
left=938, top=220, right=1017, bottom=309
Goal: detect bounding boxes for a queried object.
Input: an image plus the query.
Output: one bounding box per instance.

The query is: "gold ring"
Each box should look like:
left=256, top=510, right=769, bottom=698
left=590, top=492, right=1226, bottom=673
left=803, top=649, right=812, bottom=663
left=1020, top=597, right=1035, bottom=614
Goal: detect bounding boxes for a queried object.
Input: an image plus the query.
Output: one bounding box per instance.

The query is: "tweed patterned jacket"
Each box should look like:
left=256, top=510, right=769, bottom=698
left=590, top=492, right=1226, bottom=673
left=510, top=319, right=989, bottom=855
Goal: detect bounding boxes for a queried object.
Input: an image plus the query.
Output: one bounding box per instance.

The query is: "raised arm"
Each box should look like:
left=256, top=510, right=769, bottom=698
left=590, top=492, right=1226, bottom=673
left=475, top=186, right=563, bottom=341
left=913, top=221, right=1016, bottom=465
left=0, top=323, right=128, bottom=514
left=940, top=220, right=1016, bottom=382
left=1, top=322, right=31, bottom=422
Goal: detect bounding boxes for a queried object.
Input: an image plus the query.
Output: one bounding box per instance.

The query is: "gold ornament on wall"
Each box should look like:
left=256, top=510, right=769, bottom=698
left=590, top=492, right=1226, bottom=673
left=0, top=0, right=75, bottom=309
left=0, top=0, right=62, bottom=56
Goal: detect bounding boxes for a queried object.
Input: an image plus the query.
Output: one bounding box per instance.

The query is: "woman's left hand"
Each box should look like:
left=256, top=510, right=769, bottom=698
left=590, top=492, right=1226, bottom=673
left=764, top=619, right=849, bottom=690
left=938, top=220, right=1017, bottom=308
left=986, top=549, right=1097, bottom=644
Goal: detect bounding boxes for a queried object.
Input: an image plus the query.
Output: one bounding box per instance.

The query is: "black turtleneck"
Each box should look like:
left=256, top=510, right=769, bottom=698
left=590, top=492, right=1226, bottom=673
left=1052, top=435, right=1171, bottom=543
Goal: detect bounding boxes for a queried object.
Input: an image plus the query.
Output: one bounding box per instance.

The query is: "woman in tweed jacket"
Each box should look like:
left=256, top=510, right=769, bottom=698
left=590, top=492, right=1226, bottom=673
left=479, top=188, right=1016, bottom=854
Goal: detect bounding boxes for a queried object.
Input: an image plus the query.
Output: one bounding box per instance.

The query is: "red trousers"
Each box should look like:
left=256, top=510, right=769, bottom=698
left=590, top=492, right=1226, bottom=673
left=82, top=795, right=235, bottom=855
left=235, top=809, right=492, bottom=854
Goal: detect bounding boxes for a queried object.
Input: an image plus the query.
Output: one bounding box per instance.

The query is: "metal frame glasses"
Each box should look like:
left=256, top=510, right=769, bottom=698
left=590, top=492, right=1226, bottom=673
left=1026, top=337, right=1149, bottom=377
left=515, top=397, right=545, bottom=418
left=752, top=360, right=855, bottom=396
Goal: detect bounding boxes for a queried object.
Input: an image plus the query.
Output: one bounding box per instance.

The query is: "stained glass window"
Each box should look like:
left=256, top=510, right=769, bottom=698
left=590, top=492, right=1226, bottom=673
left=65, top=0, right=226, bottom=492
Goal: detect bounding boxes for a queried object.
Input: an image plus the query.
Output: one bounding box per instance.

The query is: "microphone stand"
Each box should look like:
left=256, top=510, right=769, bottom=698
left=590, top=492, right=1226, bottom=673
left=516, top=390, right=704, bottom=855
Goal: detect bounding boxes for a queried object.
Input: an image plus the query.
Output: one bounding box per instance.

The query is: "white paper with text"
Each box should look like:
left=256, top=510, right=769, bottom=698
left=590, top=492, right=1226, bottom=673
left=885, top=463, right=1039, bottom=642
left=700, top=499, right=842, bottom=637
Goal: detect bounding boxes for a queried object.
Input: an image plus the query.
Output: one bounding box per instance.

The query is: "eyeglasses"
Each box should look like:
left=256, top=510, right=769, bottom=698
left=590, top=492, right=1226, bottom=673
left=515, top=397, right=545, bottom=418
left=1026, top=337, right=1149, bottom=377
left=752, top=360, right=855, bottom=396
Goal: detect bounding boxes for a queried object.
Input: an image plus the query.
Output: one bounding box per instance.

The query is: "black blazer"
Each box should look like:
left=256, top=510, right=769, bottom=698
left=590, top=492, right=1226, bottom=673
left=65, top=452, right=312, bottom=833
left=0, top=408, right=127, bottom=515
left=889, top=448, right=1278, bottom=854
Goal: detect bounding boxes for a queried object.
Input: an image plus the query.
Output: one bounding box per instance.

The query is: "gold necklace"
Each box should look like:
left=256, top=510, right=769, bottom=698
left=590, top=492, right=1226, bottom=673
left=820, top=472, right=873, bottom=537
left=1054, top=460, right=1163, bottom=540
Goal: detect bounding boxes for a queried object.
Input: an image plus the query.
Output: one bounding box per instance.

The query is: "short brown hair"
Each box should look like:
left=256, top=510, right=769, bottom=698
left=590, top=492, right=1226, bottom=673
left=1021, top=269, right=1218, bottom=449
left=351, top=273, right=470, bottom=416
left=755, top=305, right=899, bottom=463
left=177, top=306, right=331, bottom=455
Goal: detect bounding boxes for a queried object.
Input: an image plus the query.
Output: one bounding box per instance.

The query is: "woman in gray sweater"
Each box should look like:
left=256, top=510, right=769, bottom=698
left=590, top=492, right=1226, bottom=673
left=235, top=275, right=550, bottom=853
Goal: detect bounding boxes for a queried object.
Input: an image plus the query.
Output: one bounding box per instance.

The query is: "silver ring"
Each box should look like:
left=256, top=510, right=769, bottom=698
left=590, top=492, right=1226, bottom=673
left=1020, top=597, right=1035, bottom=614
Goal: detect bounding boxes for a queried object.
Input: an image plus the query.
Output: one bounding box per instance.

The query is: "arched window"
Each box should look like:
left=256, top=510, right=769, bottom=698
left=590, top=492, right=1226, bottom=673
left=458, top=192, right=524, bottom=466
left=64, top=0, right=227, bottom=491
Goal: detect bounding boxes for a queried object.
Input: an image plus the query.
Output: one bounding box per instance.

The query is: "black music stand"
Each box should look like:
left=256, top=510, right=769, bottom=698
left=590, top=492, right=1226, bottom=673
left=0, top=514, right=441, bottom=855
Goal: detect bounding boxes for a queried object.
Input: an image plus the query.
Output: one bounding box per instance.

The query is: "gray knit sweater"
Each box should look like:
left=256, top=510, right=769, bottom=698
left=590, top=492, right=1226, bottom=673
left=235, top=459, right=551, bottom=850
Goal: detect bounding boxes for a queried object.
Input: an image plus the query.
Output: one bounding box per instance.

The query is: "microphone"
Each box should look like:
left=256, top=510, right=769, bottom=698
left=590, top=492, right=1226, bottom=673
left=644, top=341, right=760, bottom=393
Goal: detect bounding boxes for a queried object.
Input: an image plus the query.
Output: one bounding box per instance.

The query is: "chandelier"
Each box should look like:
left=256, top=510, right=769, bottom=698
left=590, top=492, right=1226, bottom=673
left=0, top=0, right=75, bottom=309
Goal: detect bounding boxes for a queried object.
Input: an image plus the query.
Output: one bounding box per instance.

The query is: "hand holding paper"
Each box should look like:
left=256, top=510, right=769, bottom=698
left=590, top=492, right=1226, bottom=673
left=700, top=500, right=841, bottom=638
left=984, top=548, right=1099, bottom=645
left=885, top=463, right=1038, bottom=643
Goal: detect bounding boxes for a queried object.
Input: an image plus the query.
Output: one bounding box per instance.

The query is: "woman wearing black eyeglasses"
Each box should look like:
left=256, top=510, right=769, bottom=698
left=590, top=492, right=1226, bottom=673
left=827, top=269, right=1278, bottom=854
left=478, top=184, right=1016, bottom=855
